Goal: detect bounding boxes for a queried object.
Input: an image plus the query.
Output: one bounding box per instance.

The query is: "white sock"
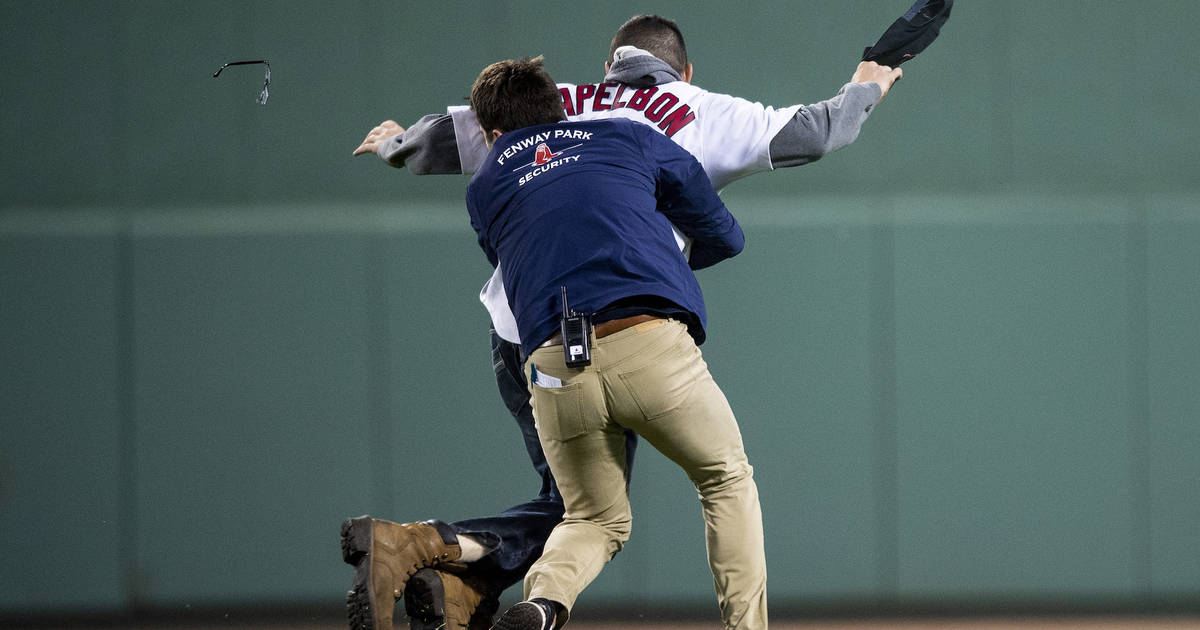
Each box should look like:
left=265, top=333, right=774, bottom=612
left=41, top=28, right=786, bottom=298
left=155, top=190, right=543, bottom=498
left=458, top=534, right=487, bottom=563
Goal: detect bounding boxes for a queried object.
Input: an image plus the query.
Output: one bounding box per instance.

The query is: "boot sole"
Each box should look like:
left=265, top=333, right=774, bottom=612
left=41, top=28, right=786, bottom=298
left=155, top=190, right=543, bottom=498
left=342, top=516, right=385, bottom=630
left=346, top=580, right=377, bottom=630
left=404, top=568, right=447, bottom=630
left=341, top=515, right=373, bottom=564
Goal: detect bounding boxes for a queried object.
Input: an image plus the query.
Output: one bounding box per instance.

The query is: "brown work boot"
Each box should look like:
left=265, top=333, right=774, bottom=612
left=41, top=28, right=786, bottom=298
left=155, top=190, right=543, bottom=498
left=404, top=568, right=499, bottom=630
left=342, top=516, right=463, bottom=630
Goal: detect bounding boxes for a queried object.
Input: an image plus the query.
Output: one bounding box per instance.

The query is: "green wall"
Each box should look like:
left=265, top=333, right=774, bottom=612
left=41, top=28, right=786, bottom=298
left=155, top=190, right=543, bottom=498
left=2, top=0, right=1198, bottom=617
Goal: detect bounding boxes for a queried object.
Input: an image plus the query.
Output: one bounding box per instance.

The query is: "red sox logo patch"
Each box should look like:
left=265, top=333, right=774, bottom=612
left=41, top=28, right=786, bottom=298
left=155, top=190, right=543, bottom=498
left=512, top=141, right=583, bottom=173
left=534, top=143, right=561, bottom=165
left=515, top=142, right=582, bottom=186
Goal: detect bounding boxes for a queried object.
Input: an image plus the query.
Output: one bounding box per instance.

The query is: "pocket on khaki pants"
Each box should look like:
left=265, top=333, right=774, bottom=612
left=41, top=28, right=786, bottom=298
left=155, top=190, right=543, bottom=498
left=617, top=348, right=698, bottom=420
left=531, top=382, right=589, bottom=441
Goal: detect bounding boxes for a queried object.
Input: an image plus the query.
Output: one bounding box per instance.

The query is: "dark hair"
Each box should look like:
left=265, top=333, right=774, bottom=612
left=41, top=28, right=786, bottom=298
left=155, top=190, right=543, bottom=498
left=470, top=56, right=565, bottom=135
left=608, top=15, right=688, bottom=74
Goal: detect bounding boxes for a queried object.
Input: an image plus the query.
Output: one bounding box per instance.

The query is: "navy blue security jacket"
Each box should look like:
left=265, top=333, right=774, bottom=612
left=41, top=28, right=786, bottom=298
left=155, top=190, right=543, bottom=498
left=466, top=118, right=744, bottom=357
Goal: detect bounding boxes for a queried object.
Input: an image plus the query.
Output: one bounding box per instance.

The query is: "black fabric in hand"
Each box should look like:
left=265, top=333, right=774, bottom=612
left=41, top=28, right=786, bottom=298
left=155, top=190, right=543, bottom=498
left=862, top=0, right=953, bottom=67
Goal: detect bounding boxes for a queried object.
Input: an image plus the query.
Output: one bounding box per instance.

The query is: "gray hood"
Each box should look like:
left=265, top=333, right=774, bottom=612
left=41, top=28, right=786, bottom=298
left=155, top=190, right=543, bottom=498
left=603, top=45, right=682, bottom=87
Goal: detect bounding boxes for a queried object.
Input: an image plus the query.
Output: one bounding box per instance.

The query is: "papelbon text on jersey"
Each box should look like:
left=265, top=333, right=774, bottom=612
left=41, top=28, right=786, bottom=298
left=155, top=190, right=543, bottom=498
left=559, top=83, right=696, bottom=137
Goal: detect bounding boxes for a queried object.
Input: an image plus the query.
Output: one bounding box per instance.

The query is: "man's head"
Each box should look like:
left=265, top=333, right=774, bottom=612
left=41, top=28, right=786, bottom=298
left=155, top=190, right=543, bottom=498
left=470, top=56, right=565, bottom=147
left=607, top=14, right=691, bottom=79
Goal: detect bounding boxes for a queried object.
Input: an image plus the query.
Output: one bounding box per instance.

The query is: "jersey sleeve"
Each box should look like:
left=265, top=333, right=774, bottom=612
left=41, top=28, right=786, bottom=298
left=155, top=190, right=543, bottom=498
left=448, top=105, right=490, bottom=175
left=691, top=91, right=804, bottom=190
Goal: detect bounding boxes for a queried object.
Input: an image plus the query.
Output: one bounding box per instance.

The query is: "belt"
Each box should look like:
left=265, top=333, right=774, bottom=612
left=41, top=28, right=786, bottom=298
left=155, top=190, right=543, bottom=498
left=538, top=314, right=660, bottom=348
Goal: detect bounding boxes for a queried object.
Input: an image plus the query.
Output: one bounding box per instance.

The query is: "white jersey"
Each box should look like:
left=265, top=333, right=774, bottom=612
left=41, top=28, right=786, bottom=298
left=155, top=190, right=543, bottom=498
left=453, top=81, right=802, bottom=188
left=452, top=80, right=804, bottom=345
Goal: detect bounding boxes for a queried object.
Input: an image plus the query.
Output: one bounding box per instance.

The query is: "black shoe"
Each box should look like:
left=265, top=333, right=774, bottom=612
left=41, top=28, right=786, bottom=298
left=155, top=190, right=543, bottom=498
left=491, top=599, right=556, bottom=630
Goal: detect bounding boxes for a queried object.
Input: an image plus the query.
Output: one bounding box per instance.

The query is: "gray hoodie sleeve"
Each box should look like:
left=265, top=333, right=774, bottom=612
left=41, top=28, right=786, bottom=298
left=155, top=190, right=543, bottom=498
left=376, top=114, right=463, bottom=175
left=768, top=81, right=882, bottom=168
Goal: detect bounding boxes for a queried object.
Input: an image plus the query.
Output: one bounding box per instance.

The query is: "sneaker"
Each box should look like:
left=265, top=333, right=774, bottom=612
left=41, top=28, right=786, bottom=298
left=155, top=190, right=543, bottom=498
left=490, top=599, right=556, bottom=630
left=342, top=515, right=463, bottom=630
left=404, top=568, right=498, bottom=630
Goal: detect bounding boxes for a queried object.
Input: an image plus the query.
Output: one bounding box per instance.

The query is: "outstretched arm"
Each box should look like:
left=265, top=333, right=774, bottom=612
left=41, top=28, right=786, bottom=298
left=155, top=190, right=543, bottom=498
left=768, top=61, right=902, bottom=168
left=351, top=114, right=464, bottom=175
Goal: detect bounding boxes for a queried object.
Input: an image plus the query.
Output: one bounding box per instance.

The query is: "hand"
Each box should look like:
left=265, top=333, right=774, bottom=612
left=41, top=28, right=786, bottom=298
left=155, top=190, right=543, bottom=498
left=353, top=120, right=405, bottom=156
left=851, top=61, right=903, bottom=101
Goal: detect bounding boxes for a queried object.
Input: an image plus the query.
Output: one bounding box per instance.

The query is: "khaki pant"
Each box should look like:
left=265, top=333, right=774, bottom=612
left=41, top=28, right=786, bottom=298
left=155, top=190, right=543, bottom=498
left=523, top=319, right=767, bottom=630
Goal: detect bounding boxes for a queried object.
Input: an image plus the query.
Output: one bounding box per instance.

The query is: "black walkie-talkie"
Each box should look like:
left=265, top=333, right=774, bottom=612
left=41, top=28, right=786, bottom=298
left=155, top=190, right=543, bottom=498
left=560, top=286, right=592, bottom=368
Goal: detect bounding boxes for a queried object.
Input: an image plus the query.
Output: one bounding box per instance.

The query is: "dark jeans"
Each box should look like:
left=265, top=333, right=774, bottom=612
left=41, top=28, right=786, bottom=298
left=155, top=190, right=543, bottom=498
left=448, top=329, right=637, bottom=592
